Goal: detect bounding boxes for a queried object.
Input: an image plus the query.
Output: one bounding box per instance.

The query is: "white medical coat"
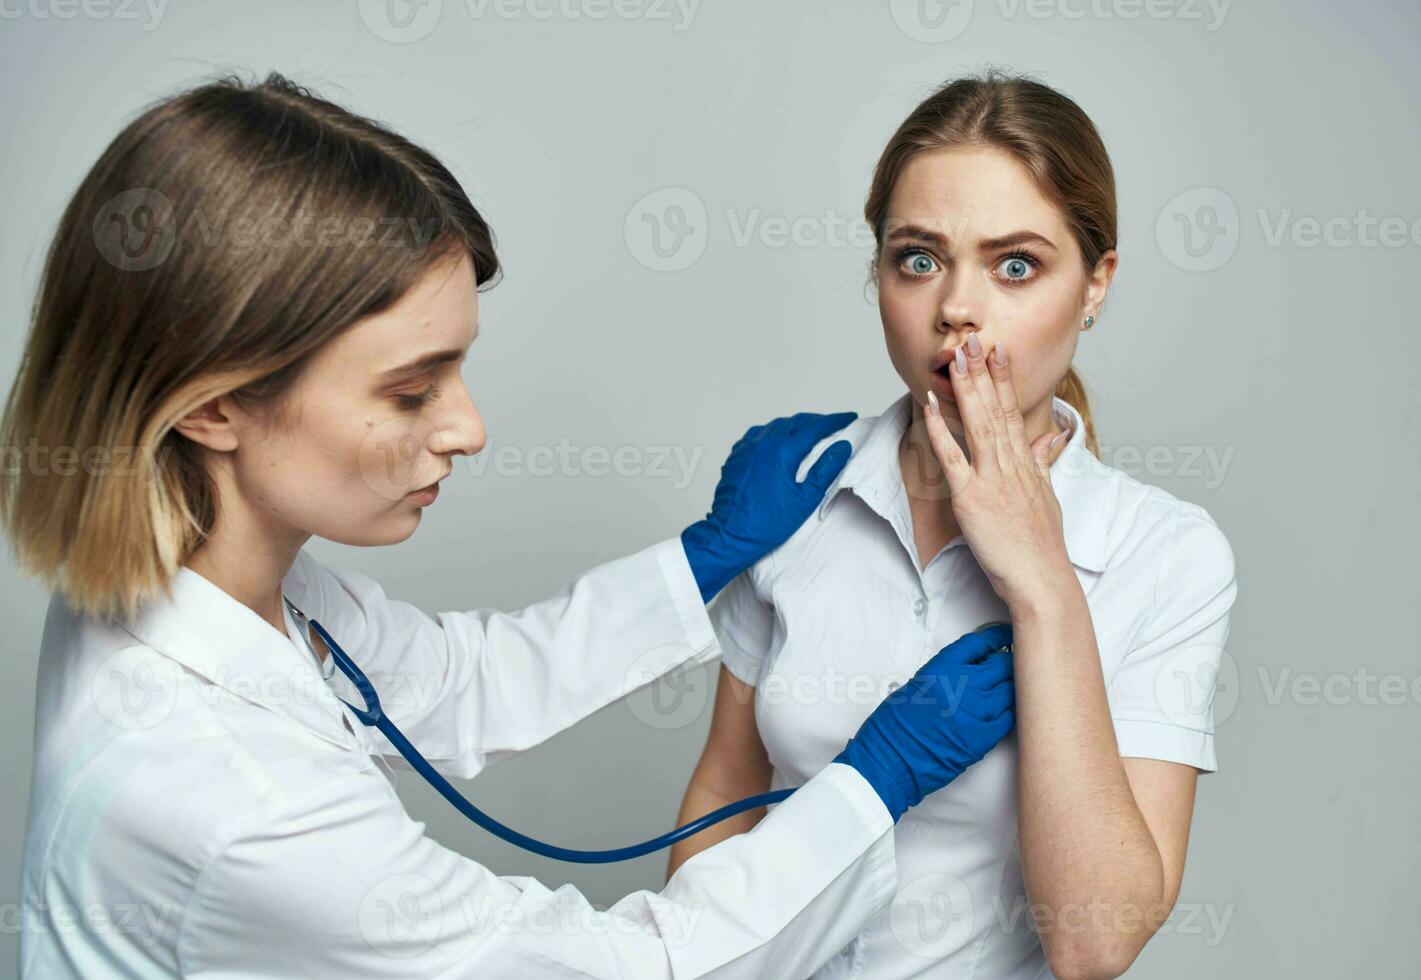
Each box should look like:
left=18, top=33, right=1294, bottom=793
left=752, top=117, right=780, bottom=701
left=20, top=536, right=898, bottom=977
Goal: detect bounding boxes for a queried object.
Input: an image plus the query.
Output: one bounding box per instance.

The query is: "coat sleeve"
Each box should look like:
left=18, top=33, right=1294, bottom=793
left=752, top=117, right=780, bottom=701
left=286, top=537, right=720, bottom=778
left=180, top=762, right=898, bottom=979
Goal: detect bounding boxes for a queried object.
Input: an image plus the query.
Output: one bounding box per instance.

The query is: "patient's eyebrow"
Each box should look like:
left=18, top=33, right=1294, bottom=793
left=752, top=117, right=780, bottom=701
left=883, top=223, right=1058, bottom=253
left=976, top=230, right=1058, bottom=253
left=884, top=223, right=945, bottom=246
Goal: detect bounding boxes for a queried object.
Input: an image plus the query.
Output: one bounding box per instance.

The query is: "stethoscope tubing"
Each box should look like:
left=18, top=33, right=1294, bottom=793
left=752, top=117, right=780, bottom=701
left=293, top=598, right=1008, bottom=864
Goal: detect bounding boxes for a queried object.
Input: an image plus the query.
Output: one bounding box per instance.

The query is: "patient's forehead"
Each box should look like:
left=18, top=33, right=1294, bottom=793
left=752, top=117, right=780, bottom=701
left=884, top=145, right=1070, bottom=251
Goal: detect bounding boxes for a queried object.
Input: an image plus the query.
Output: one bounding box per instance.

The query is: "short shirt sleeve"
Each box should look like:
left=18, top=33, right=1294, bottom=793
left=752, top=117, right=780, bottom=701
left=1107, top=508, right=1239, bottom=773
left=707, top=557, right=776, bottom=687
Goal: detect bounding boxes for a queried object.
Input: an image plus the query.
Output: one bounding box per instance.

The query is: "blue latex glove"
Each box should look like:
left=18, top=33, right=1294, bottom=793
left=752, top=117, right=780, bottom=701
left=681, top=412, right=856, bottom=604
left=833, top=622, right=1016, bottom=823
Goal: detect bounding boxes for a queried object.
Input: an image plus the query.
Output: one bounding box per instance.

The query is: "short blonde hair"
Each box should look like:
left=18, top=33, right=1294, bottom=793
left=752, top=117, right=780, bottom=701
left=0, top=71, right=500, bottom=622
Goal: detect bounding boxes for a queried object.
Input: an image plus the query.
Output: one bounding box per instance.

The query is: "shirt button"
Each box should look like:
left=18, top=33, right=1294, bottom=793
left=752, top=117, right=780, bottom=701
left=886, top=680, right=901, bottom=693
left=912, top=598, right=927, bottom=618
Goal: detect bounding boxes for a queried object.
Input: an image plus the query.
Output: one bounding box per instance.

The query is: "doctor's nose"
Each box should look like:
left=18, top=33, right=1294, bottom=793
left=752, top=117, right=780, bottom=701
left=428, top=384, right=487, bottom=458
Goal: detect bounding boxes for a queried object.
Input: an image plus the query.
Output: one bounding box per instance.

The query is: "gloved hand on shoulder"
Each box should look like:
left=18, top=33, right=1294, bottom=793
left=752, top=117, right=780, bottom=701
left=681, top=411, right=856, bottom=604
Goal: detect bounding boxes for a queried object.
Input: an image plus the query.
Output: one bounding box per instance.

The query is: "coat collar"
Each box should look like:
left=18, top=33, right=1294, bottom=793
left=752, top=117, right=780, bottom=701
left=120, top=554, right=356, bottom=747
left=818, top=392, right=1113, bottom=573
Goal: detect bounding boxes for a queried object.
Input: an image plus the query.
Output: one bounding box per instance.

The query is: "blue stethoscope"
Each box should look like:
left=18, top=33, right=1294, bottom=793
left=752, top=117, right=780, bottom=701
left=284, top=595, right=1007, bottom=865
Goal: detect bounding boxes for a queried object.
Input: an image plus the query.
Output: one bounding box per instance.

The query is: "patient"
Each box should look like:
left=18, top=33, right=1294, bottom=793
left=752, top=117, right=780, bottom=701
left=666, top=70, right=1238, bottom=979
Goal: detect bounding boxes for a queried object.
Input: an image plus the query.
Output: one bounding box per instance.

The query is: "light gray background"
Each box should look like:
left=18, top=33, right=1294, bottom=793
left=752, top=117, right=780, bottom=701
left=2, top=0, right=1418, bottom=975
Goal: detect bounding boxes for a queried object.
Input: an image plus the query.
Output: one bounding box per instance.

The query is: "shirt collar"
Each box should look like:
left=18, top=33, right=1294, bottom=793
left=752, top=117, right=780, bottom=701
left=121, top=556, right=354, bottom=747
left=819, top=391, right=1112, bottom=573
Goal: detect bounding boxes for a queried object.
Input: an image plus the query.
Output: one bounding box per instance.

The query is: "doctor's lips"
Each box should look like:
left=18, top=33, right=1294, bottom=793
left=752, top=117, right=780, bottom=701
left=405, top=473, right=448, bottom=506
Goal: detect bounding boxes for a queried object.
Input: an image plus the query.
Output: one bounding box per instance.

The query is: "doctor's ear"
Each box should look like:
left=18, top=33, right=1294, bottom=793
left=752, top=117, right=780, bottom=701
left=172, top=396, right=244, bottom=453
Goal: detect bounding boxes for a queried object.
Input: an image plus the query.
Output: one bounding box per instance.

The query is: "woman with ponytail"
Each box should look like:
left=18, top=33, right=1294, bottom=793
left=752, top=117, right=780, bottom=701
left=671, top=70, right=1239, bottom=980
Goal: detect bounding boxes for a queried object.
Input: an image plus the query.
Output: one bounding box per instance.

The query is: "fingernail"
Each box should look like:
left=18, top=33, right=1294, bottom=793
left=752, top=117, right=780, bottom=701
left=926, top=390, right=939, bottom=416
left=1051, top=430, right=1067, bottom=449
left=992, top=341, right=1006, bottom=366
left=954, top=347, right=968, bottom=375
left=966, top=334, right=981, bottom=357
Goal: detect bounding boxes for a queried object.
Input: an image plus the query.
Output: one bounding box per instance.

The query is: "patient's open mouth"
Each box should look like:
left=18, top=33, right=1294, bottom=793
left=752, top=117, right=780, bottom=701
left=930, top=349, right=960, bottom=401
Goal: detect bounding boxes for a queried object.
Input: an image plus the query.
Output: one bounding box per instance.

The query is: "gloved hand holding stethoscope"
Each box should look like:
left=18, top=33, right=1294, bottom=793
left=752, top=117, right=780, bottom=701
left=297, top=409, right=1015, bottom=858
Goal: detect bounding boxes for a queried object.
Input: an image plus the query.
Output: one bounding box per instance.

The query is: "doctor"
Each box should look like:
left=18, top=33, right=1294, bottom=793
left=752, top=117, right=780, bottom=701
left=4, top=72, right=1017, bottom=977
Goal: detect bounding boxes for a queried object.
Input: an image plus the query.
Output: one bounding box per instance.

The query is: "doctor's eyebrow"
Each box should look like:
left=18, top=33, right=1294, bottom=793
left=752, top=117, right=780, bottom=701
left=883, top=223, right=1058, bottom=253
left=376, top=346, right=469, bottom=384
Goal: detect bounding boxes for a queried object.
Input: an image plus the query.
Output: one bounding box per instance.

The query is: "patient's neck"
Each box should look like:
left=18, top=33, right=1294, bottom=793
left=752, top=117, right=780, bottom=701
left=899, top=400, right=963, bottom=571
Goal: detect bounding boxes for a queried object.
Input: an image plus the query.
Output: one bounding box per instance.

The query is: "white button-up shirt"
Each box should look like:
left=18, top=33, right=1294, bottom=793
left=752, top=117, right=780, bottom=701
left=711, top=393, right=1239, bottom=979
left=21, top=536, right=901, bottom=978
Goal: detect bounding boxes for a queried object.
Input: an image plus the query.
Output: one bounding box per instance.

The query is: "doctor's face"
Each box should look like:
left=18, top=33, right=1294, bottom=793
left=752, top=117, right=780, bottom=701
left=876, top=144, right=1113, bottom=434
left=231, top=251, right=487, bottom=547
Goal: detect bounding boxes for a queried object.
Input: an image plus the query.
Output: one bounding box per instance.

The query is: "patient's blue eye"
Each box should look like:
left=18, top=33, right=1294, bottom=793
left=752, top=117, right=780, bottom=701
left=995, top=250, right=1041, bottom=284
left=898, top=249, right=938, bottom=276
